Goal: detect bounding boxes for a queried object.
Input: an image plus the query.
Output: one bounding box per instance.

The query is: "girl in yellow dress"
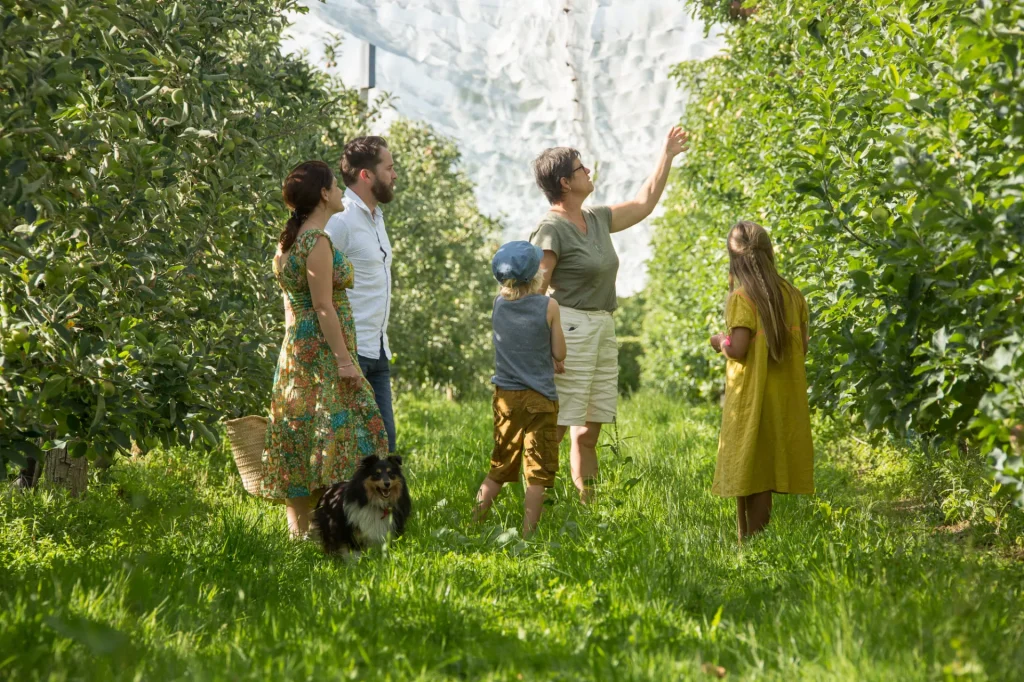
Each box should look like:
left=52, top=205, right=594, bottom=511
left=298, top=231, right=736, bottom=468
left=709, top=221, right=814, bottom=542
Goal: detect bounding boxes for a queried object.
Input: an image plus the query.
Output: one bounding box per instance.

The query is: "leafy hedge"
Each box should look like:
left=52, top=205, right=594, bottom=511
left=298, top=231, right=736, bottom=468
left=645, top=0, right=1024, bottom=497
left=615, top=295, right=647, bottom=396
left=0, top=0, right=496, bottom=468
left=386, top=120, right=499, bottom=398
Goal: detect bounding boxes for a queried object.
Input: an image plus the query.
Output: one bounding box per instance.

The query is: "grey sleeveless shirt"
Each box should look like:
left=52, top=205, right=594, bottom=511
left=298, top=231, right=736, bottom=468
left=491, top=294, right=558, bottom=401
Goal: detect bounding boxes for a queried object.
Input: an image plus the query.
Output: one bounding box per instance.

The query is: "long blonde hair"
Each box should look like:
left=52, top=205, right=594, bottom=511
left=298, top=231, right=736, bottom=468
left=727, top=221, right=793, bottom=363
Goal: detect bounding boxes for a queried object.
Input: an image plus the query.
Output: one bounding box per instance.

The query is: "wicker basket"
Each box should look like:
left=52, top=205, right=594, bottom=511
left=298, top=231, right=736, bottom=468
left=224, top=415, right=268, bottom=497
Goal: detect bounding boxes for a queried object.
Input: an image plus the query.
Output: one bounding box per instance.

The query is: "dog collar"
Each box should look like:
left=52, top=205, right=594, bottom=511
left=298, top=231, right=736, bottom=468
left=381, top=508, right=391, bottom=520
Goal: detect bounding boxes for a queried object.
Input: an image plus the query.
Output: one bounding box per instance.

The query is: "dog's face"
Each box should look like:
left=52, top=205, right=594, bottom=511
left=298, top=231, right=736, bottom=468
left=359, top=455, right=404, bottom=506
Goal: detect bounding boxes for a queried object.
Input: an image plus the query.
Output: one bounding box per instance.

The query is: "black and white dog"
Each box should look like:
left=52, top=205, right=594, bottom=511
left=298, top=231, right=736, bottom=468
left=312, top=454, right=411, bottom=556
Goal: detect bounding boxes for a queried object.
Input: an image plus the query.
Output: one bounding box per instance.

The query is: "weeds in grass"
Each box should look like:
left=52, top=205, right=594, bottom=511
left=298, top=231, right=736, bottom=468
left=2, top=393, right=1022, bottom=680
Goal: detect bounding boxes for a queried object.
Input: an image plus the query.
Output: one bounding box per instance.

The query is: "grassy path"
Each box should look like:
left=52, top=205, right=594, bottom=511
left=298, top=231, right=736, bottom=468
left=2, top=393, right=1023, bottom=680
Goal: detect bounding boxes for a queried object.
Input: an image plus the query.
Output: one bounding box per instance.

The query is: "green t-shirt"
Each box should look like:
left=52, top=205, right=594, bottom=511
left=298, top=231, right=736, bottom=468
left=529, top=206, right=619, bottom=312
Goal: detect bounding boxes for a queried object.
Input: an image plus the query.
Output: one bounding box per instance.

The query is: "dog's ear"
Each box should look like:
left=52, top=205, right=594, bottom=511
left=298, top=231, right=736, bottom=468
left=360, top=454, right=379, bottom=468
left=387, top=455, right=403, bottom=468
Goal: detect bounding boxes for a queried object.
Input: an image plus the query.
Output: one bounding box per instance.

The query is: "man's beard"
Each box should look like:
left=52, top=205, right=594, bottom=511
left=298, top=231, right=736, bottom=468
left=371, top=176, right=395, bottom=204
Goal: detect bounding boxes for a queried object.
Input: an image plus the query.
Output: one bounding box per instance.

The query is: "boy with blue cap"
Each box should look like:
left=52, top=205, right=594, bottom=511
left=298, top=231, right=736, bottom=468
left=473, top=241, right=567, bottom=537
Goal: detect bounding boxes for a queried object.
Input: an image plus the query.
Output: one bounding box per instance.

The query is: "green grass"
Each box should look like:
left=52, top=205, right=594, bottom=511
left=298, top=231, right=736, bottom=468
left=2, top=393, right=1023, bottom=681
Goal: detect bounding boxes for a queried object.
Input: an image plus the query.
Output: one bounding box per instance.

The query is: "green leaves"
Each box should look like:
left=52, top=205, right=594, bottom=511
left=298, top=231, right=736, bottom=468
left=0, top=0, right=498, bottom=471
left=793, top=177, right=826, bottom=200
left=0, top=0, right=381, bottom=466
left=984, top=346, right=1015, bottom=374
left=386, top=120, right=500, bottom=397
left=647, top=0, right=1024, bottom=491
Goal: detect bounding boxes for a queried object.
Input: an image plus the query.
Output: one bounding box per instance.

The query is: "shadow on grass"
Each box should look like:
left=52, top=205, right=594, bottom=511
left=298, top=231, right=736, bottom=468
left=3, top=395, right=1024, bottom=680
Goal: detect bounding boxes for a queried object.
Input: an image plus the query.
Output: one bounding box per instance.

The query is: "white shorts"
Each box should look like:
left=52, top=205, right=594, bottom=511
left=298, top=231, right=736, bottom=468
left=555, top=306, right=618, bottom=426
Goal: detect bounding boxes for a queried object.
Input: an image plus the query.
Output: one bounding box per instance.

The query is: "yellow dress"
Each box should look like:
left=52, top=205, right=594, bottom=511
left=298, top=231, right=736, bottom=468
left=712, top=284, right=814, bottom=497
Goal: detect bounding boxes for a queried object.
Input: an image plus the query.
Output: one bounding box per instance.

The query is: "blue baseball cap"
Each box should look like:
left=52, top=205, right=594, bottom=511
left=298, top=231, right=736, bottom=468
left=492, top=241, right=543, bottom=283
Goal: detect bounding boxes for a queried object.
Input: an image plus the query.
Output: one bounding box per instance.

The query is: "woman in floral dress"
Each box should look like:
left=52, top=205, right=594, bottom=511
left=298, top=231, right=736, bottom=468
left=261, top=160, right=389, bottom=538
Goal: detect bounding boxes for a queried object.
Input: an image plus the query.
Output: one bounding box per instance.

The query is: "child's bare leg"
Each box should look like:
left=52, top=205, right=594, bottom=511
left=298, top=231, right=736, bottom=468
left=570, top=423, right=602, bottom=504
left=523, top=484, right=546, bottom=538
left=474, top=477, right=503, bottom=522
left=746, top=491, right=773, bottom=535
left=736, top=496, right=749, bottom=543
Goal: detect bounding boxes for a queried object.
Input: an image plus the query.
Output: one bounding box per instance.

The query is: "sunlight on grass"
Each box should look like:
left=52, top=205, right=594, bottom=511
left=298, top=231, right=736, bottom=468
left=2, top=393, right=1022, bottom=680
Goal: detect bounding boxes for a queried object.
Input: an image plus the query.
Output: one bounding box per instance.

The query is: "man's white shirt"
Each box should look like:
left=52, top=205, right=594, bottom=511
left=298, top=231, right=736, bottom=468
left=325, top=188, right=392, bottom=360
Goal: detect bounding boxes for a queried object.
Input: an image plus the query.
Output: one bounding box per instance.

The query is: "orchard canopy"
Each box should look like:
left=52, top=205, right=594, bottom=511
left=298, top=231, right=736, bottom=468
left=1, top=0, right=1022, bottom=497
left=3, top=1, right=1024, bottom=679
left=645, top=0, right=1024, bottom=498
left=0, top=0, right=496, bottom=468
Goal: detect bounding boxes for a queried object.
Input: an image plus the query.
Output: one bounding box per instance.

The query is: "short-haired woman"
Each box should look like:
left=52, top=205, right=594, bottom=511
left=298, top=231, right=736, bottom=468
left=529, top=127, right=688, bottom=502
left=261, top=161, right=389, bottom=538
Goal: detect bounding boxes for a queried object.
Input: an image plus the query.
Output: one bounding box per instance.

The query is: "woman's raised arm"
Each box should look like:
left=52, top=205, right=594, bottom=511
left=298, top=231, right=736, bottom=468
left=609, top=127, right=689, bottom=233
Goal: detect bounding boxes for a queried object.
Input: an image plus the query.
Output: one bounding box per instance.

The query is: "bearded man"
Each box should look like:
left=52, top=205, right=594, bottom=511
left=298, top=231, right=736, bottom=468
left=325, top=136, right=399, bottom=452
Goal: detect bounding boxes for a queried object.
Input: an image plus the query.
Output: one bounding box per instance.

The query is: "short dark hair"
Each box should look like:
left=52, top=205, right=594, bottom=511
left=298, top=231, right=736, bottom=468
left=533, top=147, right=580, bottom=204
left=340, top=136, right=389, bottom=187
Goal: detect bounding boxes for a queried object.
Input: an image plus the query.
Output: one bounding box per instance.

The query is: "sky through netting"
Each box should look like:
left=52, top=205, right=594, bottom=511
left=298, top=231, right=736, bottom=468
left=285, top=1, right=721, bottom=293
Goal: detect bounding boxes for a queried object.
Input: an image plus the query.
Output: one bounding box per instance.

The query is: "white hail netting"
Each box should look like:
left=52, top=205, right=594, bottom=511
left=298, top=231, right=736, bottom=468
left=284, top=1, right=722, bottom=294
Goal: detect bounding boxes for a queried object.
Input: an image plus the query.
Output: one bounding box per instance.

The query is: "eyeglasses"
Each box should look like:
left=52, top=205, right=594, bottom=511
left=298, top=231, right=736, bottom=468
left=572, top=164, right=590, bottom=175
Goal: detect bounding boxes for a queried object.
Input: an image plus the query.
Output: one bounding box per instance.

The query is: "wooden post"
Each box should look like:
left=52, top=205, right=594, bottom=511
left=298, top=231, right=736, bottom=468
left=44, top=446, right=88, bottom=497
left=358, top=43, right=376, bottom=106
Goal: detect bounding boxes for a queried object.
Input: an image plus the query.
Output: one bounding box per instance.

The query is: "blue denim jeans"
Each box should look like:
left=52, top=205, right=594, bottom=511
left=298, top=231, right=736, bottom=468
left=358, top=339, right=396, bottom=452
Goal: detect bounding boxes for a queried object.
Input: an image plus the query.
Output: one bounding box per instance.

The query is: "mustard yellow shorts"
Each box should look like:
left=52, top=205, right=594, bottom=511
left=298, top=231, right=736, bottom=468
left=488, top=388, right=560, bottom=488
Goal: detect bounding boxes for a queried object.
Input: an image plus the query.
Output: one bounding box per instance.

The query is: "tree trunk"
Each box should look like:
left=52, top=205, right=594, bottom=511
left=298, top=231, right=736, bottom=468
left=44, top=446, right=88, bottom=497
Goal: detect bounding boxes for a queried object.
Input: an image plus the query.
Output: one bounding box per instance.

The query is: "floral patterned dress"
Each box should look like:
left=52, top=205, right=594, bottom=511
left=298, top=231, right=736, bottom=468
left=260, top=229, right=388, bottom=500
